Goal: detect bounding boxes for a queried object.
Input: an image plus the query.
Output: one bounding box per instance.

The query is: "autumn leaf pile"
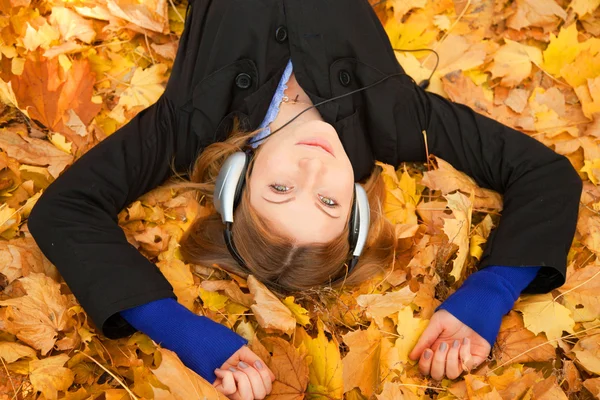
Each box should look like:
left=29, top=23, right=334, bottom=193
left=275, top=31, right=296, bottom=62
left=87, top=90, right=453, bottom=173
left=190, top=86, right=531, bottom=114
left=0, top=0, right=599, bottom=397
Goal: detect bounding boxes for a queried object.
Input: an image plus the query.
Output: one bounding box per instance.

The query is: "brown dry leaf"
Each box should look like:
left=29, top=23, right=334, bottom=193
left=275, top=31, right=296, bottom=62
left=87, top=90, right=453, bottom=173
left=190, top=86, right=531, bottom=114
left=493, top=311, right=556, bottom=364
left=583, top=377, right=600, bottom=398
left=152, top=347, right=227, bottom=399
left=421, top=156, right=503, bottom=210
left=0, top=237, right=57, bottom=284
left=0, top=273, right=71, bottom=355
left=0, top=127, right=73, bottom=178
left=247, top=275, right=296, bottom=335
left=507, top=0, right=567, bottom=32
left=489, top=39, right=543, bottom=87
left=532, top=376, right=568, bottom=400
left=376, top=380, right=421, bottom=400
left=0, top=341, right=37, bottom=363
left=262, top=336, right=309, bottom=399
left=29, top=354, right=74, bottom=400
left=558, top=264, right=600, bottom=322
left=341, top=322, right=381, bottom=397
left=355, top=285, right=416, bottom=328
left=571, top=333, right=600, bottom=375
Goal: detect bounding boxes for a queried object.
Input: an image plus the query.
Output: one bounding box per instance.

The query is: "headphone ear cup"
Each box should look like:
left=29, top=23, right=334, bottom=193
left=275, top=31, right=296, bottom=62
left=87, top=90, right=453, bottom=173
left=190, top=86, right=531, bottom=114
left=350, top=183, right=370, bottom=258
left=214, top=151, right=249, bottom=224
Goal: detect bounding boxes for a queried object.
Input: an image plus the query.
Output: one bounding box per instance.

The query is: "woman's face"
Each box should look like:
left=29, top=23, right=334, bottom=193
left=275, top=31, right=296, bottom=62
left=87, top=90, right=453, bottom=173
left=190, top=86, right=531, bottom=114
left=249, top=116, right=354, bottom=244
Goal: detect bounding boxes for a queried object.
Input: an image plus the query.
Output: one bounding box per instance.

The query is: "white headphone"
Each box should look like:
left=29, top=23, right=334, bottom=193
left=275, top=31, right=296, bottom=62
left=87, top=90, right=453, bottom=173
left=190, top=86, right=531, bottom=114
left=213, top=149, right=370, bottom=278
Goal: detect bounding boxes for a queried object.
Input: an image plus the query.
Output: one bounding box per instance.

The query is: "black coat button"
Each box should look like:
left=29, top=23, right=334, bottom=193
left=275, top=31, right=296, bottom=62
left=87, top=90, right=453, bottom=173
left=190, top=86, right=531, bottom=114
left=275, top=25, right=288, bottom=43
left=339, top=70, right=352, bottom=87
left=235, top=73, right=252, bottom=89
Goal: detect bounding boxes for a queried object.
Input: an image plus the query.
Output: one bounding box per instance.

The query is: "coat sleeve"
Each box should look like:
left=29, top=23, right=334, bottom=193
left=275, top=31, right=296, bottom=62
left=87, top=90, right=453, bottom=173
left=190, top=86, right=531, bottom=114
left=395, top=78, right=582, bottom=294
left=28, top=93, right=201, bottom=339
left=28, top=95, right=198, bottom=338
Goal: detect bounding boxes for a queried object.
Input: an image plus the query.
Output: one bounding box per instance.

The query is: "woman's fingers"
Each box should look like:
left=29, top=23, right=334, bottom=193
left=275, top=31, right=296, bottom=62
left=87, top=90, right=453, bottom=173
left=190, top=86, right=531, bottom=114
left=459, top=338, right=473, bottom=372
left=445, top=340, right=462, bottom=379
left=235, top=362, right=268, bottom=399
left=418, top=348, right=434, bottom=377
left=227, top=368, right=253, bottom=400
left=250, top=360, right=273, bottom=394
left=214, top=369, right=236, bottom=396
left=430, top=342, right=449, bottom=380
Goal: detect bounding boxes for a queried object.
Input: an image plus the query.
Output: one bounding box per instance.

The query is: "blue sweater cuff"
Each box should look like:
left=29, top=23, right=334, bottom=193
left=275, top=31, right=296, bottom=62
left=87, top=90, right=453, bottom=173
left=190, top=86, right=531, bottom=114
left=436, top=266, right=541, bottom=346
left=120, top=298, right=248, bottom=383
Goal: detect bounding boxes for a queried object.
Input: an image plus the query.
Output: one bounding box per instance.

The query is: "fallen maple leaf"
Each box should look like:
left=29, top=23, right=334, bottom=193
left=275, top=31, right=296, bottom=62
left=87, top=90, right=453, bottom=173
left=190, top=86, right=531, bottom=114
left=0, top=127, right=73, bottom=178
left=0, top=341, right=37, bottom=363
left=443, top=191, right=473, bottom=281
left=151, top=347, right=227, bottom=399
left=356, top=285, right=416, bottom=329
left=514, top=293, right=576, bottom=342
left=571, top=333, right=600, bottom=375
left=341, top=322, right=382, bottom=397
left=0, top=273, right=71, bottom=355
left=29, top=354, right=74, bottom=400
left=299, top=318, right=344, bottom=399
left=558, top=264, right=600, bottom=322
left=262, top=336, right=310, bottom=399
left=247, top=275, right=296, bottom=336
left=493, top=311, right=556, bottom=364
left=421, top=156, right=503, bottom=210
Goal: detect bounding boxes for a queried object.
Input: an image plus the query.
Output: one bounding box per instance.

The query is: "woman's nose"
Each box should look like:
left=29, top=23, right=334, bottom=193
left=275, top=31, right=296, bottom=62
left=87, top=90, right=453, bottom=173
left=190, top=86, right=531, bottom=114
left=299, top=157, right=324, bottom=174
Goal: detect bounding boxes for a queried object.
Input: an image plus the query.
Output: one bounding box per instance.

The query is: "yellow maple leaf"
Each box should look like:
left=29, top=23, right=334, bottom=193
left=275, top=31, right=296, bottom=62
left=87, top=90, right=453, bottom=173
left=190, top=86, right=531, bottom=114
left=49, top=133, right=72, bottom=154
left=581, top=159, right=600, bottom=185
left=29, top=354, right=74, bottom=400
left=356, top=286, right=416, bottom=329
left=569, top=0, right=600, bottom=18
left=514, top=293, right=575, bottom=341
left=443, top=191, right=473, bottom=281
left=282, top=296, right=311, bottom=327
left=198, top=286, right=229, bottom=312
left=385, top=15, right=437, bottom=51
left=561, top=38, right=600, bottom=88
left=543, top=24, right=582, bottom=77
left=299, top=318, right=344, bottom=399
left=489, top=38, right=543, bottom=87
left=388, top=306, right=429, bottom=364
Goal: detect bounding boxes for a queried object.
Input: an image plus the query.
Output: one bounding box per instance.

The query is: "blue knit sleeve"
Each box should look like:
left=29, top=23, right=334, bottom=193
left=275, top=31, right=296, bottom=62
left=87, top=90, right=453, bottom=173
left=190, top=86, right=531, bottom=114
left=436, top=265, right=541, bottom=346
left=121, top=298, right=248, bottom=383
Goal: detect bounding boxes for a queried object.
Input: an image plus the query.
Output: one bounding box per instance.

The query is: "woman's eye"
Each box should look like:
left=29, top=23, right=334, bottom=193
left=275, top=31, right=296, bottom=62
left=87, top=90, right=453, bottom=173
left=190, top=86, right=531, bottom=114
left=319, top=194, right=338, bottom=208
left=270, top=184, right=291, bottom=193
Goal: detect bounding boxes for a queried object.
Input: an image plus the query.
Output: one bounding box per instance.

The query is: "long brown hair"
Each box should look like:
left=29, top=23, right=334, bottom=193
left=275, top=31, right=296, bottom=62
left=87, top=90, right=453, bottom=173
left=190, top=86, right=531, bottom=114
left=178, top=117, right=397, bottom=296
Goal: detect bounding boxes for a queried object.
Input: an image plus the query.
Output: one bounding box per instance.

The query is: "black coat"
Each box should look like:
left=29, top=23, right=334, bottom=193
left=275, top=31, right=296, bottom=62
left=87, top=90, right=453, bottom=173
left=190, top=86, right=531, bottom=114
left=28, top=0, right=582, bottom=339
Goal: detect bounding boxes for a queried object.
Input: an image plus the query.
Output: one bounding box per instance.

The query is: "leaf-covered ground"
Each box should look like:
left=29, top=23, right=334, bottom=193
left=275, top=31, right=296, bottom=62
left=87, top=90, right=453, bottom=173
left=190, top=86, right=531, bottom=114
left=0, top=0, right=599, bottom=398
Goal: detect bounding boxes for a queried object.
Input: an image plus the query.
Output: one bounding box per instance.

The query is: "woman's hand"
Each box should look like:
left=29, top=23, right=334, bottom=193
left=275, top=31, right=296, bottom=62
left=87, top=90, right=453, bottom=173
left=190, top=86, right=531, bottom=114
left=212, top=345, right=275, bottom=400
left=408, top=309, right=491, bottom=380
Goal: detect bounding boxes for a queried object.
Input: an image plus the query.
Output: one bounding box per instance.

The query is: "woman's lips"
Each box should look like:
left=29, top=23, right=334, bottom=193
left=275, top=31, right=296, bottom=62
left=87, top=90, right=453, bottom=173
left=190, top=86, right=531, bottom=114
left=296, top=137, right=335, bottom=157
